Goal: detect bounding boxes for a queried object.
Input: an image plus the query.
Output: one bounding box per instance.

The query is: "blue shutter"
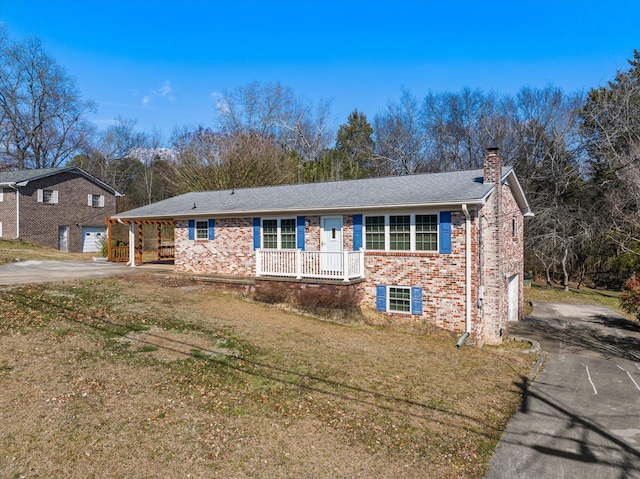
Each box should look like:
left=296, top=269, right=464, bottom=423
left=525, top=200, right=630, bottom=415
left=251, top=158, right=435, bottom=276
left=353, top=214, right=363, bottom=250
left=188, top=220, right=195, bottom=241
left=411, top=287, right=423, bottom=315
left=297, top=216, right=305, bottom=251
left=439, top=211, right=452, bottom=254
left=376, top=285, right=387, bottom=312
left=253, top=217, right=261, bottom=249
left=208, top=219, right=215, bottom=240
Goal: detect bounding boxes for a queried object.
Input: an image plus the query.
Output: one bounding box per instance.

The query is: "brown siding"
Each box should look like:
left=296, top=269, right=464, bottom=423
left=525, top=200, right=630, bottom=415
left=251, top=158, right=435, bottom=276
left=16, top=172, right=117, bottom=252
left=0, top=187, right=18, bottom=239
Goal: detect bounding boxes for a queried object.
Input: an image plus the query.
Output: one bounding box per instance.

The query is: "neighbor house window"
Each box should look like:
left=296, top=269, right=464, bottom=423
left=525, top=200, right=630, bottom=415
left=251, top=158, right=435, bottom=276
left=365, top=216, right=385, bottom=250
left=38, top=189, right=58, bottom=204
left=88, top=194, right=105, bottom=207
left=416, top=214, right=438, bottom=251
left=389, top=286, right=411, bottom=313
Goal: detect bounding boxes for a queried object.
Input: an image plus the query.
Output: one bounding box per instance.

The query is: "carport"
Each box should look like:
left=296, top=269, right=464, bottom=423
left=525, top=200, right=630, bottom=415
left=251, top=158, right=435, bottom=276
left=105, top=217, right=174, bottom=265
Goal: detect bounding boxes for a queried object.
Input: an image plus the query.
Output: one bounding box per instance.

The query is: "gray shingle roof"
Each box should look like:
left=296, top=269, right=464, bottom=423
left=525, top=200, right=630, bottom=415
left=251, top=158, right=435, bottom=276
left=0, top=167, right=122, bottom=196
left=114, top=167, right=529, bottom=220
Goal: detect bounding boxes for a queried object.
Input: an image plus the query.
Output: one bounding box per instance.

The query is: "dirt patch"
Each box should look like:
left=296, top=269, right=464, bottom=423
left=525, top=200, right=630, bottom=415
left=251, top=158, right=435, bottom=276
left=122, top=326, right=236, bottom=361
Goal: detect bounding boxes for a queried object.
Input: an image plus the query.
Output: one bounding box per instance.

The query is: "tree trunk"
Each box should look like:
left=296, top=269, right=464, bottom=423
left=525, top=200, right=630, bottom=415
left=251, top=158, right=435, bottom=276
left=562, top=247, right=570, bottom=292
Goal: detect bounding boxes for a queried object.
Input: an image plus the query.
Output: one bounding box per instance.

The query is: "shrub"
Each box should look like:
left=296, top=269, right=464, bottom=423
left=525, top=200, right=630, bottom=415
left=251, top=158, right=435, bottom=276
left=294, top=287, right=361, bottom=318
left=620, top=274, right=640, bottom=319
left=253, top=284, right=289, bottom=304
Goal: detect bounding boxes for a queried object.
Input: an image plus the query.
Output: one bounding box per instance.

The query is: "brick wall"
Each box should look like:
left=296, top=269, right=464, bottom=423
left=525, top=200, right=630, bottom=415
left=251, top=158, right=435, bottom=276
left=475, top=180, right=525, bottom=345
left=174, top=218, right=256, bottom=275
left=173, top=193, right=524, bottom=345
left=15, top=172, right=117, bottom=252
left=0, top=187, right=18, bottom=239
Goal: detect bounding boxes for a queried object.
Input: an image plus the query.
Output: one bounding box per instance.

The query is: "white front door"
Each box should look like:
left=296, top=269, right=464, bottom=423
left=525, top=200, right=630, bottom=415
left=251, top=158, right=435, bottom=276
left=321, top=216, right=343, bottom=271
left=508, top=274, right=519, bottom=322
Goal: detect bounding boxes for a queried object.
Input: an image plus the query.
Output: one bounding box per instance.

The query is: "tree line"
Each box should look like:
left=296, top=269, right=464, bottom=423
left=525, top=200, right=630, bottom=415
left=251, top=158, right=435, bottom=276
left=1, top=28, right=639, bottom=289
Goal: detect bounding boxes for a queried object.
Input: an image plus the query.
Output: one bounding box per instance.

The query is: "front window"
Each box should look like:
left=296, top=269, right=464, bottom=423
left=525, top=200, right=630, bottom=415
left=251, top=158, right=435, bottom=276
left=263, top=219, right=278, bottom=249
left=389, top=215, right=410, bottom=250
left=389, top=287, right=411, bottom=313
left=416, top=214, right=438, bottom=251
left=365, top=213, right=440, bottom=252
left=262, top=218, right=296, bottom=249
left=280, top=218, right=296, bottom=249
left=195, top=220, right=208, bottom=240
left=365, top=216, right=385, bottom=250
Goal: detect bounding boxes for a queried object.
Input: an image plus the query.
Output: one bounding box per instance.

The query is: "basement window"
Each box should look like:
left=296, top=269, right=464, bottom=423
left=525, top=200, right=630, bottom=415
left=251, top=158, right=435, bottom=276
left=388, top=286, right=411, bottom=313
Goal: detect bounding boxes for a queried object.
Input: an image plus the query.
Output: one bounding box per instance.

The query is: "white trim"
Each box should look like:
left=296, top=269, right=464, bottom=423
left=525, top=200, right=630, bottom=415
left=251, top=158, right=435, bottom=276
left=364, top=212, right=439, bottom=252
left=0, top=187, right=3, bottom=202
left=388, top=285, right=412, bottom=314
left=0, top=221, right=3, bottom=237
left=261, top=217, right=296, bottom=250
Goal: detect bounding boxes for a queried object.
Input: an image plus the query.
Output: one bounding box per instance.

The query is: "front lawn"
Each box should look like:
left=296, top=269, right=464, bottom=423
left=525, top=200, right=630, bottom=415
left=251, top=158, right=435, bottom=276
left=0, top=273, right=536, bottom=478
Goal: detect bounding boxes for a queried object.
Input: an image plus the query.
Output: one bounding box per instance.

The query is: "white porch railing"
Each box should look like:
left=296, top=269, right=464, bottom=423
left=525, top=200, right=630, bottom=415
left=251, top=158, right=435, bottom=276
left=256, top=249, right=365, bottom=281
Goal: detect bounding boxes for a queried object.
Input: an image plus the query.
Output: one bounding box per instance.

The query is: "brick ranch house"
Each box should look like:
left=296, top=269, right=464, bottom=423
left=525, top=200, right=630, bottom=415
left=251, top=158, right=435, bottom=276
left=111, top=149, right=532, bottom=345
left=0, top=167, right=121, bottom=253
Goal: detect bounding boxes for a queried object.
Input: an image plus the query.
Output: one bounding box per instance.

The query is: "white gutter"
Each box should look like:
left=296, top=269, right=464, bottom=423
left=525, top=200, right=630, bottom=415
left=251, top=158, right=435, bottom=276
left=461, top=204, right=472, bottom=335
left=115, top=200, right=489, bottom=223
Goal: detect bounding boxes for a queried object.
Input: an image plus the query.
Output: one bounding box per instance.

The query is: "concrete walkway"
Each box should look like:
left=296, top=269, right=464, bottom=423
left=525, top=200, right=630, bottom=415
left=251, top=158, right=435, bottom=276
left=0, top=260, right=171, bottom=285
left=486, top=302, right=640, bottom=479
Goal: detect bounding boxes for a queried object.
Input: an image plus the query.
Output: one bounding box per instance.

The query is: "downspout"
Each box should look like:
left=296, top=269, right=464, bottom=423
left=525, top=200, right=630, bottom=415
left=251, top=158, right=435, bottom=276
left=456, top=204, right=472, bottom=348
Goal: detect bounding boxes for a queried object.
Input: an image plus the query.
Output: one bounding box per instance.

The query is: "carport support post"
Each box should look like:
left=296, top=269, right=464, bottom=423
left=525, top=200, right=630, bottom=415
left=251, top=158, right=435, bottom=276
left=157, top=224, right=162, bottom=260
left=128, top=221, right=136, bottom=266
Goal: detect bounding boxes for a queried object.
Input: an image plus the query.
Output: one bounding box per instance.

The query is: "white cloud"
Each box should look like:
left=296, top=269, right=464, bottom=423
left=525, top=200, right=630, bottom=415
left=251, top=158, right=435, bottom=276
left=140, top=81, right=175, bottom=106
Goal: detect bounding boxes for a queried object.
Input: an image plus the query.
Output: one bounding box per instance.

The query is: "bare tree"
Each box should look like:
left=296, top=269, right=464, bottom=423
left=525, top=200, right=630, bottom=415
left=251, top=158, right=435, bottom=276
left=0, top=34, right=94, bottom=169
left=215, top=81, right=333, bottom=161
left=170, top=127, right=295, bottom=193
left=580, top=50, right=640, bottom=263
left=373, top=88, right=426, bottom=175
left=420, top=88, right=508, bottom=171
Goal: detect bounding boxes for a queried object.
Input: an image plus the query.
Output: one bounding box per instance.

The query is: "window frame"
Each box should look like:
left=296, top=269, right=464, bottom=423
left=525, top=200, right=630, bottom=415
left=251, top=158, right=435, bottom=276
left=261, top=217, right=298, bottom=250
left=38, top=188, right=58, bottom=204
left=388, top=286, right=411, bottom=313
left=89, top=194, right=105, bottom=208
left=364, top=212, right=440, bottom=252
left=195, top=220, right=209, bottom=240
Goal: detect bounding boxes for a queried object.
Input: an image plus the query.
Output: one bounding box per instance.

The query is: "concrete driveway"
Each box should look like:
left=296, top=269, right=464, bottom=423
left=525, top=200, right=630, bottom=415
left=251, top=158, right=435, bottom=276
left=0, top=260, right=166, bottom=285
left=486, top=302, right=640, bottom=479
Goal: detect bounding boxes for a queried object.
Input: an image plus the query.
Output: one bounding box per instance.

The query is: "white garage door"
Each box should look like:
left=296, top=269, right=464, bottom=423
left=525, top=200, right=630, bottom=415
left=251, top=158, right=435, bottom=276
left=82, top=227, right=107, bottom=253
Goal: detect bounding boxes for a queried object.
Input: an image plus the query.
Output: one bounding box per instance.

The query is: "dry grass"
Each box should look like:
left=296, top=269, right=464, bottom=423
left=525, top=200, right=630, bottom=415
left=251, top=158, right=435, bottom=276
left=0, top=239, right=96, bottom=264
left=523, top=281, right=631, bottom=319
left=0, top=273, right=536, bottom=478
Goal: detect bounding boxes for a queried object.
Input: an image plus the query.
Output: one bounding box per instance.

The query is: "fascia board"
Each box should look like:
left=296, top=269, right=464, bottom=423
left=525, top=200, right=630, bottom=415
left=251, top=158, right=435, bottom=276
left=115, top=199, right=488, bottom=221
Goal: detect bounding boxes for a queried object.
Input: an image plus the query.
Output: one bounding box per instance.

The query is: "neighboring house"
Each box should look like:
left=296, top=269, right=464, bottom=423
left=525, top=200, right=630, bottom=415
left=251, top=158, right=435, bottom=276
left=111, top=149, right=532, bottom=345
left=0, top=167, right=122, bottom=253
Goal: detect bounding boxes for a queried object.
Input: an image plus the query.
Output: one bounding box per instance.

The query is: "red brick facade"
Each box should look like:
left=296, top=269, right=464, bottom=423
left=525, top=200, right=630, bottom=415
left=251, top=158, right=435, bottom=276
left=171, top=177, right=525, bottom=346
left=0, top=171, right=117, bottom=253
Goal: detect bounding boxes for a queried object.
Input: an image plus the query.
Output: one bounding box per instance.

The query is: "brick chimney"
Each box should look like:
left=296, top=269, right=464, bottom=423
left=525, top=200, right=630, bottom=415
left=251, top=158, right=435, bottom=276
left=483, top=146, right=502, bottom=184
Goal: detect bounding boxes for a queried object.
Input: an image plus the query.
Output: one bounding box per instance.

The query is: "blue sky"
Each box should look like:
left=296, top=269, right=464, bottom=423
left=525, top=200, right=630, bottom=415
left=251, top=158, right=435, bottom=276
left=1, top=0, right=638, bottom=142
